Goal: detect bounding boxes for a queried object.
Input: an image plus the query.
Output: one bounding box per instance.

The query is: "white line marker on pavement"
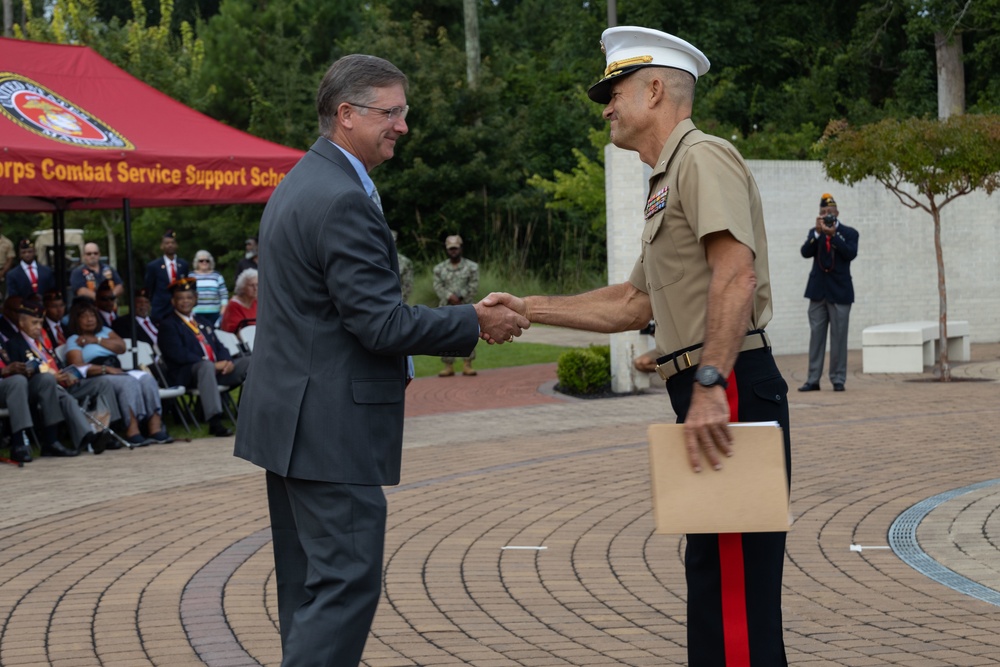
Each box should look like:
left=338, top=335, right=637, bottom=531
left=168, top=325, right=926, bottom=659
left=850, top=544, right=892, bottom=552
left=502, top=546, right=548, bottom=550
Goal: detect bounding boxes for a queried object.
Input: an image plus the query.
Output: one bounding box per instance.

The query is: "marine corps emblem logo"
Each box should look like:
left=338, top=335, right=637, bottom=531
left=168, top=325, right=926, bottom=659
left=0, top=73, right=134, bottom=149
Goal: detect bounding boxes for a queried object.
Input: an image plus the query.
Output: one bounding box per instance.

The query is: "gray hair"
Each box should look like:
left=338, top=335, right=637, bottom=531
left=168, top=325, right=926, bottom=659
left=641, top=67, right=696, bottom=109
left=194, top=249, right=215, bottom=270
left=235, top=268, right=258, bottom=296
left=317, top=54, right=408, bottom=136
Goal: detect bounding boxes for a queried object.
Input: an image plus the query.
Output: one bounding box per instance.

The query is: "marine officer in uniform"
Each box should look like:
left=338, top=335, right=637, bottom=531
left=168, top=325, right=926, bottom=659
left=486, top=26, right=791, bottom=666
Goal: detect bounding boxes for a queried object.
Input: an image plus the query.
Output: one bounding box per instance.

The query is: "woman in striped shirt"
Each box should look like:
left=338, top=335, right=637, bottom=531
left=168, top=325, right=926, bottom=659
left=188, top=249, right=229, bottom=328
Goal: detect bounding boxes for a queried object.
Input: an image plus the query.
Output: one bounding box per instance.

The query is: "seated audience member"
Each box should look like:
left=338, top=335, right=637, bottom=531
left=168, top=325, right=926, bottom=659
left=65, top=299, right=172, bottom=446
left=95, top=280, right=118, bottom=327
left=0, top=295, right=22, bottom=342
left=6, top=238, right=55, bottom=298
left=220, top=268, right=257, bottom=334
left=4, top=298, right=117, bottom=456
left=112, top=287, right=158, bottom=349
left=70, top=242, right=124, bottom=300
left=0, top=347, right=46, bottom=463
left=188, top=249, right=229, bottom=328
left=43, top=290, right=68, bottom=346
left=158, top=278, right=248, bottom=437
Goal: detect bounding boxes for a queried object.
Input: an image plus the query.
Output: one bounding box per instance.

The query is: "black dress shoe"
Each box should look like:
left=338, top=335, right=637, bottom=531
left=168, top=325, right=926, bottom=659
left=798, top=382, right=820, bottom=392
left=209, top=423, right=234, bottom=437
left=41, top=441, right=80, bottom=457
left=10, top=440, right=32, bottom=463
left=833, top=383, right=845, bottom=392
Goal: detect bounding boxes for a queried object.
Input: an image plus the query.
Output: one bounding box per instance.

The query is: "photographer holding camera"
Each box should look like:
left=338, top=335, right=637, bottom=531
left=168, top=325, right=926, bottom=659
left=799, top=193, right=859, bottom=392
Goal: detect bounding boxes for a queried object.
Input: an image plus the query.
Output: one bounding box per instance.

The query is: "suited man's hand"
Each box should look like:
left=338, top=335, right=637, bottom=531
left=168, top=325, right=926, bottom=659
left=2, top=361, right=27, bottom=377
left=215, top=360, right=235, bottom=374
left=474, top=297, right=529, bottom=344
left=56, top=370, right=78, bottom=386
left=477, top=292, right=529, bottom=343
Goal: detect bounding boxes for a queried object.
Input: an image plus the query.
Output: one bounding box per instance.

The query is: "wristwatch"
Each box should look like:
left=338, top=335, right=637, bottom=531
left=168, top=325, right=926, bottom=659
left=694, top=365, right=728, bottom=390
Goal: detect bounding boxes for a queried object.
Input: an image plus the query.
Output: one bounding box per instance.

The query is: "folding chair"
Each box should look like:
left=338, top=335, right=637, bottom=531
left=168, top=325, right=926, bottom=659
left=238, top=324, right=256, bottom=353
left=214, top=329, right=244, bottom=358
left=133, top=342, right=195, bottom=434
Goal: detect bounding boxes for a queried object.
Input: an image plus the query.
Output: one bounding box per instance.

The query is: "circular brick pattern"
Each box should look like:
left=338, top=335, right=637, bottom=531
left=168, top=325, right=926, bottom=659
left=1, top=346, right=999, bottom=666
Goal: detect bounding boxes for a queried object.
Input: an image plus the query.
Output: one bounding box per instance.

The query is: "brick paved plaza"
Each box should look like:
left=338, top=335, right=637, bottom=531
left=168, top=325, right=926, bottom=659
left=1, top=337, right=999, bottom=666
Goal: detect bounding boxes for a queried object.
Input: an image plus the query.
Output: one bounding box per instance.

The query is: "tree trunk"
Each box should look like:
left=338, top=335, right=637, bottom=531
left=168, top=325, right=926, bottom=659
left=463, top=0, right=480, bottom=91
left=2, top=0, right=13, bottom=38
left=936, top=31, right=965, bottom=119
left=931, top=203, right=950, bottom=381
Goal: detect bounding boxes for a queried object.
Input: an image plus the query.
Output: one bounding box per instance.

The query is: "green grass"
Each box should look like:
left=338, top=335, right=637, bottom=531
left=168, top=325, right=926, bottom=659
left=413, top=341, right=573, bottom=378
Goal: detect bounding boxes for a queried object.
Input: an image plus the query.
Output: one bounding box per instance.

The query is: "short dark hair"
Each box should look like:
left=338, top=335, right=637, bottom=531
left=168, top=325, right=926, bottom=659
left=316, top=54, right=408, bottom=136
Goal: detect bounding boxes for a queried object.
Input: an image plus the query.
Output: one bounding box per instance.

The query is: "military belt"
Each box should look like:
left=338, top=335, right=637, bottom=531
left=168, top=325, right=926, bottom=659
left=655, top=329, right=770, bottom=382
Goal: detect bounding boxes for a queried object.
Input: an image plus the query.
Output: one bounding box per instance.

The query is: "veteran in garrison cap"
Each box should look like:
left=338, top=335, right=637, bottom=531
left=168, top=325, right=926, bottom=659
left=6, top=237, right=55, bottom=298
left=158, top=275, right=248, bottom=437
left=484, top=25, right=791, bottom=666
left=144, top=228, right=190, bottom=322
left=799, top=191, right=859, bottom=392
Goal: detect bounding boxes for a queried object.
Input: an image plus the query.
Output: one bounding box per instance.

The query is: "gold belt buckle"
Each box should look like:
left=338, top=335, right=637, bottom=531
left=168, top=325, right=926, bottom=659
left=679, top=352, right=693, bottom=370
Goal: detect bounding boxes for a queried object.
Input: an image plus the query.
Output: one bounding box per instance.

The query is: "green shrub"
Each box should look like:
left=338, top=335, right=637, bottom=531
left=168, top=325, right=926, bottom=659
left=556, top=345, right=611, bottom=396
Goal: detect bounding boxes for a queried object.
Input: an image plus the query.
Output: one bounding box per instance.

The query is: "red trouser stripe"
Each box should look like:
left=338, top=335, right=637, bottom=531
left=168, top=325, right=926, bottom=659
left=720, top=369, right=751, bottom=666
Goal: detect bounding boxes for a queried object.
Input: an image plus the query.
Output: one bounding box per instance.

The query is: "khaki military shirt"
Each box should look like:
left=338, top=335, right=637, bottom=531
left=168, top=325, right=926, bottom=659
left=629, top=118, right=773, bottom=356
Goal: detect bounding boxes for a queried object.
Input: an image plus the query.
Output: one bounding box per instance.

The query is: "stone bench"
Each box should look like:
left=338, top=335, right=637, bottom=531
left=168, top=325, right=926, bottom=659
left=862, top=320, right=970, bottom=373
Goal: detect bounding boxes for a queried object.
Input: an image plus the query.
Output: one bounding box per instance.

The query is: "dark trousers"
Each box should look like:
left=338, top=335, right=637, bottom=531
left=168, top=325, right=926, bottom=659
left=265, top=471, right=386, bottom=667
left=666, top=347, right=791, bottom=666
left=806, top=299, right=851, bottom=386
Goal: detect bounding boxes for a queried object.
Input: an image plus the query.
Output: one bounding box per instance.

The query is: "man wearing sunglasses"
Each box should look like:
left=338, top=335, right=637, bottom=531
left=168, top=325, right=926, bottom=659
left=70, top=242, right=123, bottom=301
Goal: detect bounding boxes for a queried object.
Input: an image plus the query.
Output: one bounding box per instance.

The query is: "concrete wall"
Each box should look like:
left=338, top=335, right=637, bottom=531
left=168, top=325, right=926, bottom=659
left=606, top=150, right=1000, bottom=389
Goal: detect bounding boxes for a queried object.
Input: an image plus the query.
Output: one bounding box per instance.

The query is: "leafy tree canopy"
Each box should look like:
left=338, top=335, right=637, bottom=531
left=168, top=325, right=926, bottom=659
left=7, top=0, right=1000, bottom=289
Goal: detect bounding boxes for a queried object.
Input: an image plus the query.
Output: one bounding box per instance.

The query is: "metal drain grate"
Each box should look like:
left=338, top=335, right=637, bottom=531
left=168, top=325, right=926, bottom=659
left=888, top=478, right=1000, bottom=607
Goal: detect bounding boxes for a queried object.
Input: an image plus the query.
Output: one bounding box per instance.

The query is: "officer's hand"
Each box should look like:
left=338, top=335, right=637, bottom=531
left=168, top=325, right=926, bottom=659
left=682, top=387, right=733, bottom=473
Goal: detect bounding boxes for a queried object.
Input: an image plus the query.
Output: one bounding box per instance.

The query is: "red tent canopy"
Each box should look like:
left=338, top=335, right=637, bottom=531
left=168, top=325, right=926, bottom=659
left=0, top=38, right=303, bottom=212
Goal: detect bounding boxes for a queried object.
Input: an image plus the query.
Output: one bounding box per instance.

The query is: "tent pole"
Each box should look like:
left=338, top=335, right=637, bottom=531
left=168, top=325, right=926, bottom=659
left=54, top=206, right=66, bottom=296
left=123, top=198, right=138, bottom=368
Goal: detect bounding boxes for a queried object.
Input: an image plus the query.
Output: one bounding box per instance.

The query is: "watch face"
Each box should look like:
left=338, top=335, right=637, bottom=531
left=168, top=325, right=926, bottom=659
left=696, top=365, right=722, bottom=387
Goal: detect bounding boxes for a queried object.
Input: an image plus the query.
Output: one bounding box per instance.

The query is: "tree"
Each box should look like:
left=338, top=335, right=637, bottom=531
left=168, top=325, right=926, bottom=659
left=820, top=114, right=1000, bottom=379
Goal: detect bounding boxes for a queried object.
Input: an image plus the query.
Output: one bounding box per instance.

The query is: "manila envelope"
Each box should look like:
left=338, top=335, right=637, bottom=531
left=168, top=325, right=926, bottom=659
left=647, top=423, right=790, bottom=534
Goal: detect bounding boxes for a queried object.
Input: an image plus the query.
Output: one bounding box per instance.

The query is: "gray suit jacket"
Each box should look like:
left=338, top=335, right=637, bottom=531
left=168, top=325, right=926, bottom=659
left=234, top=138, right=478, bottom=485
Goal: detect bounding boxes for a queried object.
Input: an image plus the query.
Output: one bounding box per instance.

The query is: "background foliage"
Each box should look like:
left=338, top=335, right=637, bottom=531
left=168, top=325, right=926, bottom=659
left=7, top=0, right=1000, bottom=295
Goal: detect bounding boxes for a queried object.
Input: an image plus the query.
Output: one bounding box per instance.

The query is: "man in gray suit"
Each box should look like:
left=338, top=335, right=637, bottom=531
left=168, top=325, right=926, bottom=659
left=234, top=54, right=528, bottom=666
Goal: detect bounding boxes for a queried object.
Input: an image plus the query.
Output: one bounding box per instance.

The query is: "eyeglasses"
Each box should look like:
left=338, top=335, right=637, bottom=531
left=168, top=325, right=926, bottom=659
left=349, top=103, right=409, bottom=122
left=197, top=259, right=211, bottom=263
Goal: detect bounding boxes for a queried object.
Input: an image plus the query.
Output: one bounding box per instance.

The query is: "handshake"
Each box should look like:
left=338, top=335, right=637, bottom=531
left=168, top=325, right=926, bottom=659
left=473, top=292, right=529, bottom=344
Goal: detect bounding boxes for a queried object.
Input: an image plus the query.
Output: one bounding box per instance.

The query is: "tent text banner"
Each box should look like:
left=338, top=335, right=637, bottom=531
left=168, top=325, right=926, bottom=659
left=1, top=156, right=288, bottom=196
left=0, top=38, right=303, bottom=211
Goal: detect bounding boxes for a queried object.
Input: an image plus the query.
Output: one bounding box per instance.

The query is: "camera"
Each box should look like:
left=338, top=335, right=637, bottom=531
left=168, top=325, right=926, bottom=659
left=822, top=214, right=837, bottom=227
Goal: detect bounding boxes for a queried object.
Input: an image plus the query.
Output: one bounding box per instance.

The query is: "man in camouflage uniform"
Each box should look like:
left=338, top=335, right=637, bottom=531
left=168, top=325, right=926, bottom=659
left=433, top=235, right=479, bottom=376
left=391, top=231, right=414, bottom=303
